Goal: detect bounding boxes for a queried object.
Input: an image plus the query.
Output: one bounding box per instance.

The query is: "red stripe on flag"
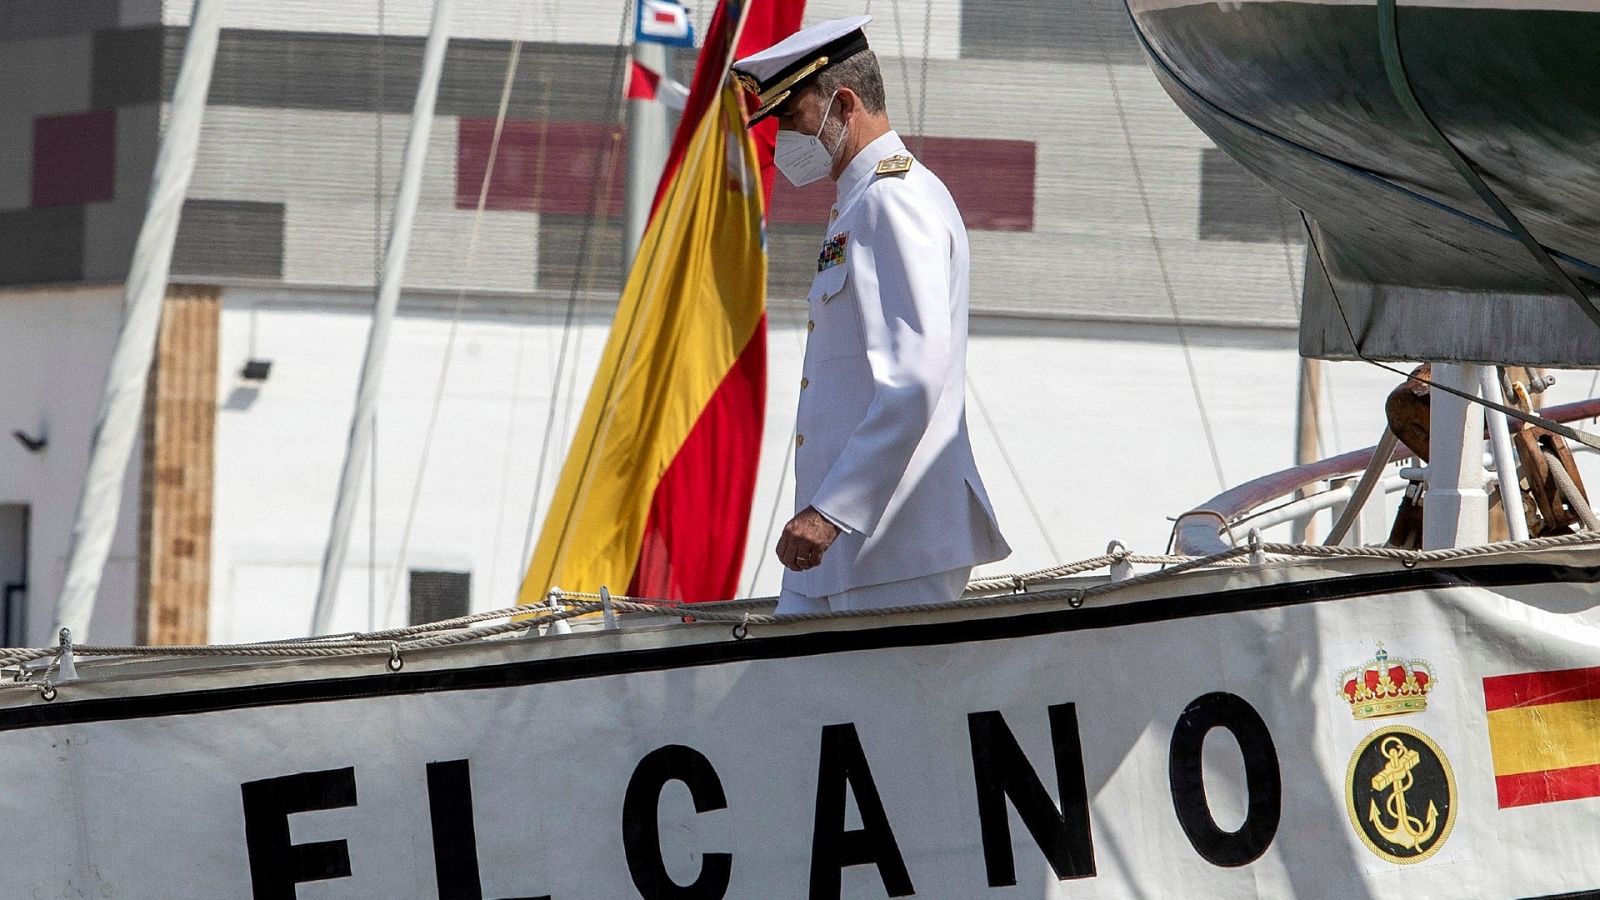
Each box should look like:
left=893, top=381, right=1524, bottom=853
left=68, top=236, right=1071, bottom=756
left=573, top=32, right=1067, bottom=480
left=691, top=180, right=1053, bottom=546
left=1483, top=665, right=1600, bottom=712
left=627, top=59, right=662, bottom=101
left=1495, top=761, right=1600, bottom=808
left=629, top=321, right=768, bottom=601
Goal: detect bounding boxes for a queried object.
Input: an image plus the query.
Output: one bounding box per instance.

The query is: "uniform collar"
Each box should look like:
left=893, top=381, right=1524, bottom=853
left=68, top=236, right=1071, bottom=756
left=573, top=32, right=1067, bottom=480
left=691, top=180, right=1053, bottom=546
left=835, top=129, right=907, bottom=202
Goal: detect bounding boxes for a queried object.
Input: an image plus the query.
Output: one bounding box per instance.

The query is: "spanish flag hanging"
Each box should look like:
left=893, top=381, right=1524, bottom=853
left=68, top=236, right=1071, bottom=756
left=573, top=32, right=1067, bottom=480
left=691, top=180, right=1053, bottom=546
left=519, top=0, right=802, bottom=605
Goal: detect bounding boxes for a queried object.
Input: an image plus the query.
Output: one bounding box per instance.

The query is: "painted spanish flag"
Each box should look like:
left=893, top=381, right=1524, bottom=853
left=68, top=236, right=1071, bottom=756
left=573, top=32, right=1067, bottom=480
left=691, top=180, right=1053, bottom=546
left=518, top=0, right=803, bottom=606
left=1484, top=665, right=1600, bottom=808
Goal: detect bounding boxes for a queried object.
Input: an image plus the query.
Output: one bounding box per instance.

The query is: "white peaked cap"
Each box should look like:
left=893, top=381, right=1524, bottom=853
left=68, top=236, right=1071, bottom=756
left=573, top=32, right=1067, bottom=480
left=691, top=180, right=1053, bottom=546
left=731, top=15, right=872, bottom=124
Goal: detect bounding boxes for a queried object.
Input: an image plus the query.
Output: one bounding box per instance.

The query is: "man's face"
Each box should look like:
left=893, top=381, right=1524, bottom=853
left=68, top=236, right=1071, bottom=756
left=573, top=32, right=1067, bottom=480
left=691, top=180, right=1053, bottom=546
left=774, top=85, right=831, bottom=136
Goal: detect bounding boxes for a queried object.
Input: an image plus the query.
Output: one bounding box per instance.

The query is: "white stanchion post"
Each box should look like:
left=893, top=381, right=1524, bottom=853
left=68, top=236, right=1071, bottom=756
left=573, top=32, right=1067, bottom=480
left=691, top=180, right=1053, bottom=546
left=1481, top=367, right=1530, bottom=542
left=1423, top=363, right=1489, bottom=549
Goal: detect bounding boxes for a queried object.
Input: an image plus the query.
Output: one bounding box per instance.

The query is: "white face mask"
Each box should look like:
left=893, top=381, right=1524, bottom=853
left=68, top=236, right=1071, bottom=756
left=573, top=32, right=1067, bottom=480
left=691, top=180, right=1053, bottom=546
left=774, top=92, right=847, bottom=187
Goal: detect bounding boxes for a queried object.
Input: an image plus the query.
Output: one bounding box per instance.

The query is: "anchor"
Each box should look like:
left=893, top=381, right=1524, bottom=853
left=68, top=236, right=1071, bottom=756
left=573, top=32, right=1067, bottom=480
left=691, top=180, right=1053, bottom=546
left=1367, top=735, right=1438, bottom=851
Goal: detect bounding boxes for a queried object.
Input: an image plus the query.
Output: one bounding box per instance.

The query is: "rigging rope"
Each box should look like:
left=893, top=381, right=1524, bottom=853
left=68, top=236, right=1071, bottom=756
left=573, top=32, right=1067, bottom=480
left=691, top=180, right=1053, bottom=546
left=382, top=5, right=535, bottom=625
left=521, top=0, right=637, bottom=583
left=1300, top=210, right=1600, bottom=455
left=12, top=532, right=1600, bottom=692
left=369, top=0, right=387, bottom=632
left=1121, top=7, right=1600, bottom=456
left=968, top=375, right=1062, bottom=560
left=1094, top=14, right=1227, bottom=490
left=1375, top=0, right=1600, bottom=334
left=743, top=302, right=809, bottom=598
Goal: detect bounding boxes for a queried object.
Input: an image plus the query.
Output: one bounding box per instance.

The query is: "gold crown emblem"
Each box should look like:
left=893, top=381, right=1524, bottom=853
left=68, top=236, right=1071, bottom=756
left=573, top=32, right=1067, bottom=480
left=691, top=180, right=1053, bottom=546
left=1338, top=644, right=1434, bottom=719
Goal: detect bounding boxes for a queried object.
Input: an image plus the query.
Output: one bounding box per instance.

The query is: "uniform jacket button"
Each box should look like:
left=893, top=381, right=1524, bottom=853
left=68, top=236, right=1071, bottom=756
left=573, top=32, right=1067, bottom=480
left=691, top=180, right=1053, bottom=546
left=807, top=319, right=815, bottom=332
left=795, top=434, right=805, bottom=447
left=800, top=376, right=810, bottom=390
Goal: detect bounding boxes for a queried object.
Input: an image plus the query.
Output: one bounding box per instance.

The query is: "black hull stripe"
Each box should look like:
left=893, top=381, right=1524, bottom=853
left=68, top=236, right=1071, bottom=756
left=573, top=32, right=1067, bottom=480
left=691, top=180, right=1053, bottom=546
left=3, top=561, right=1597, bottom=732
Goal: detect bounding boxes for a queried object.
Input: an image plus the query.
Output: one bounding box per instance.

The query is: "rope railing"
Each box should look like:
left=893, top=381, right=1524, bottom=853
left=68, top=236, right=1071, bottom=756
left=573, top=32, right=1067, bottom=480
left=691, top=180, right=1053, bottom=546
left=7, top=530, right=1600, bottom=699
left=9, top=528, right=1600, bottom=698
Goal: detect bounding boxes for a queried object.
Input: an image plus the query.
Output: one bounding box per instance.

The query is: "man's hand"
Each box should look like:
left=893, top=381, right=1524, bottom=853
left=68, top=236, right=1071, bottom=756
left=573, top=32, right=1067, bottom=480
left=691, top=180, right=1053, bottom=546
left=776, top=506, right=841, bottom=572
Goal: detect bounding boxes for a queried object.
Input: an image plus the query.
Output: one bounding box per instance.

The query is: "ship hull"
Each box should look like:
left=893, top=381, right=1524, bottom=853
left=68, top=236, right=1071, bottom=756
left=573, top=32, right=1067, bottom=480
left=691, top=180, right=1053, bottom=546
left=5, top=553, right=1600, bottom=896
left=1126, top=0, right=1600, bottom=365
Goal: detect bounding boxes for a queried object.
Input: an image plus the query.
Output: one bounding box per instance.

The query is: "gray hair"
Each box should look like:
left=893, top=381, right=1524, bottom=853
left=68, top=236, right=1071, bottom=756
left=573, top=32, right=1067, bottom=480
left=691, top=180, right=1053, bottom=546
left=812, top=50, right=887, bottom=115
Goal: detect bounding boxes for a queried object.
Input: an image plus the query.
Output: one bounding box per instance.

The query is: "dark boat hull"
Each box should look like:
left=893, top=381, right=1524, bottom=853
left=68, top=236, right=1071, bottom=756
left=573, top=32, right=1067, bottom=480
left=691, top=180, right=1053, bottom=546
left=1126, top=0, right=1600, bottom=365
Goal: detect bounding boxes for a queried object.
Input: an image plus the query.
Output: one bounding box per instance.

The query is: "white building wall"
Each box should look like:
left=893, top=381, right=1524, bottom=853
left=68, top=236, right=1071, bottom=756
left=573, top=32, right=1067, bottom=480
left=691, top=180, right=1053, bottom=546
left=4, top=285, right=1595, bottom=647
left=0, top=287, right=141, bottom=646
left=208, top=287, right=1453, bottom=643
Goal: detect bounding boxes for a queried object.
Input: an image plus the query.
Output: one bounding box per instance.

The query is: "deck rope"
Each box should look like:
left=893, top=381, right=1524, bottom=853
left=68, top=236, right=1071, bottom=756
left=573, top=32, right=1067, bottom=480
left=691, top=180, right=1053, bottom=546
left=8, top=531, right=1600, bottom=695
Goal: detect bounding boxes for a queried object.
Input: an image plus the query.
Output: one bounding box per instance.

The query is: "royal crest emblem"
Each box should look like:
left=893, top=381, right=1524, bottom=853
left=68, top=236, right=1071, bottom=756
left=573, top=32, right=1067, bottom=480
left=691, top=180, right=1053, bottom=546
left=1345, top=725, right=1456, bottom=864
left=1339, top=643, right=1434, bottom=719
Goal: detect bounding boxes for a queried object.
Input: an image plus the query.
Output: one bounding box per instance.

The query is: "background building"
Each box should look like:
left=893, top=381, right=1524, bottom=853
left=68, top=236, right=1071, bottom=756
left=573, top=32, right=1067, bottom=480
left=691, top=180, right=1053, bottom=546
left=3, top=0, right=1591, bottom=645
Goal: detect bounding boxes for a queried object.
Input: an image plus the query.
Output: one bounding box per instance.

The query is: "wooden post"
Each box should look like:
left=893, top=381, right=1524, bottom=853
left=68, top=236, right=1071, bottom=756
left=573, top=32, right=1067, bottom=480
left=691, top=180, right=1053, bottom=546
left=1291, top=357, right=1323, bottom=543
left=138, top=285, right=220, bottom=645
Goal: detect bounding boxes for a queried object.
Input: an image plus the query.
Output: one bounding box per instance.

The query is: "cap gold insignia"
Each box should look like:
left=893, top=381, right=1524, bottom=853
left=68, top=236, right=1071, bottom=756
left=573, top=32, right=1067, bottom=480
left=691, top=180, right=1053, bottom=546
left=875, top=155, right=913, bottom=176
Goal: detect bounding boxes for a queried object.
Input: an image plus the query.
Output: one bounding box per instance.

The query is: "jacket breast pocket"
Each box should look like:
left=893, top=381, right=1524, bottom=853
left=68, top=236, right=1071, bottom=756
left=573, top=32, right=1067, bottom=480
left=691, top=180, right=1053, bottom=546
left=806, top=264, right=864, bottom=363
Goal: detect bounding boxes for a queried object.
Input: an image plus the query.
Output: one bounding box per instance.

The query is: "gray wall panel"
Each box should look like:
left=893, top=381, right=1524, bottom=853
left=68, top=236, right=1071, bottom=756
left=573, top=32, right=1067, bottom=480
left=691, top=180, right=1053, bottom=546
left=91, top=26, right=165, bottom=109
left=160, top=28, right=627, bottom=122
left=0, top=1, right=118, bottom=41
left=768, top=225, right=826, bottom=301
left=0, top=206, right=86, bottom=285
left=1198, top=147, right=1304, bottom=244
left=172, top=199, right=286, bottom=279
left=960, top=0, right=1141, bottom=64
left=535, top=214, right=621, bottom=293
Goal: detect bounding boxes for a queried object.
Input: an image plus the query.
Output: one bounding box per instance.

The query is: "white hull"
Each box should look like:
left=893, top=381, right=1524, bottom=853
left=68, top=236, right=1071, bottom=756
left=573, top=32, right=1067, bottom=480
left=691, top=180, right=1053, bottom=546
left=6, top=549, right=1600, bottom=897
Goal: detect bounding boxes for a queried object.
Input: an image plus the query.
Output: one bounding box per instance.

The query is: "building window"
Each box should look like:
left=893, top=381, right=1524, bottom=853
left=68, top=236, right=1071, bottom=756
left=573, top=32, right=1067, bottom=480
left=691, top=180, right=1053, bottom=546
left=409, top=570, right=470, bottom=626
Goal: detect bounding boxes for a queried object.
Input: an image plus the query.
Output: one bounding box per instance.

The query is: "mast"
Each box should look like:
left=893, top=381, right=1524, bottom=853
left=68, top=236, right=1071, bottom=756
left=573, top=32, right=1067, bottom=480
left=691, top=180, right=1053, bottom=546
left=623, top=33, right=674, bottom=270
left=310, top=0, right=455, bottom=635
left=53, top=0, right=227, bottom=643
left=1290, top=357, right=1322, bottom=543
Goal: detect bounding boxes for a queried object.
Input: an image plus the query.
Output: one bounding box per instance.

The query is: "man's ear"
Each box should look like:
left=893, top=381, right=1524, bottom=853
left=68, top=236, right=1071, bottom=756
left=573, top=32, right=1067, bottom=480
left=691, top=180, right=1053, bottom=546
left=833, top=86, right=861, bottom=119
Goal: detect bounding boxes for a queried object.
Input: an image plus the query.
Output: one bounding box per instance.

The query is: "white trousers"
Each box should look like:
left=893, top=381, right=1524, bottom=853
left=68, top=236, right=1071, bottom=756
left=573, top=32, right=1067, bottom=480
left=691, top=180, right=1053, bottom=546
left=775, top=566, right=971, bottom=615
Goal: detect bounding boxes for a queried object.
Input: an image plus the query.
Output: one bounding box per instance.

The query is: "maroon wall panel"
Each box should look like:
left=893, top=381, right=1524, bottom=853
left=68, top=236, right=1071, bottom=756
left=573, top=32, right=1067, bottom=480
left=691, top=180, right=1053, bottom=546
left=458, top=118, right=626, bottom=217
left=460, top=119, right=1035, bottom=232
left=32, top=108, right=117, bottom=208
left=768, top=136, right=1037, bottom=232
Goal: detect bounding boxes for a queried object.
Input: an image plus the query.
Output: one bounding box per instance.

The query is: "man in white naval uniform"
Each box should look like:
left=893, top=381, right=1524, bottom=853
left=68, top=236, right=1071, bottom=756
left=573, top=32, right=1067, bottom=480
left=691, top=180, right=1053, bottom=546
left=733, top=17, right=1010, bottom=613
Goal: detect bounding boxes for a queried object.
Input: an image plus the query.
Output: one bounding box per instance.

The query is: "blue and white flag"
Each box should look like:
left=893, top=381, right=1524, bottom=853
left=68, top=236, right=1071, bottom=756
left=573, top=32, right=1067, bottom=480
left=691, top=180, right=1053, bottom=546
left=636, top=0, right=696, bottom=47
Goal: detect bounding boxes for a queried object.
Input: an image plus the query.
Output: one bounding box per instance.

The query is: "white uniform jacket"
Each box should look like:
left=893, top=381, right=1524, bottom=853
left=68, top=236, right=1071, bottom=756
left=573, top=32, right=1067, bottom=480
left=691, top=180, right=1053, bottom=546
left=786, top=131, right=1010, bottom=598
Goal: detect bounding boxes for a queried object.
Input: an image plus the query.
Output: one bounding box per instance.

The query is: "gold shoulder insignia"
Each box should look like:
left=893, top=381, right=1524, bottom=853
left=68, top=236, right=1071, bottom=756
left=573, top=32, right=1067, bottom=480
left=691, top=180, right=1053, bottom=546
left=874, top=154, right=913, bottom=177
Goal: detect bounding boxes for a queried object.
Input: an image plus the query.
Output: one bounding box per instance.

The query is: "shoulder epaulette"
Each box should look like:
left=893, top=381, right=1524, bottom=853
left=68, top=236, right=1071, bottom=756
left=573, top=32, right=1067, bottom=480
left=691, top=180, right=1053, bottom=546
left=874, top=154, right=913, bottom=177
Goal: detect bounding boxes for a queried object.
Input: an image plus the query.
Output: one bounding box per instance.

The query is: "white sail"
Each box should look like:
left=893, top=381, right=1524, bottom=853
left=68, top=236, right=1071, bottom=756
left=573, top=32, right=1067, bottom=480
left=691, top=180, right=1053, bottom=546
left=53, top=0, right=228, bottom=642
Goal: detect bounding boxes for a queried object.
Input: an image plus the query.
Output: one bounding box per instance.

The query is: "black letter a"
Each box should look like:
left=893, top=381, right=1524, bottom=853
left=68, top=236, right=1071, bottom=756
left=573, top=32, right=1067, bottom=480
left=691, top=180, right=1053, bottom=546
left=809, top=723, right=914, bottom=899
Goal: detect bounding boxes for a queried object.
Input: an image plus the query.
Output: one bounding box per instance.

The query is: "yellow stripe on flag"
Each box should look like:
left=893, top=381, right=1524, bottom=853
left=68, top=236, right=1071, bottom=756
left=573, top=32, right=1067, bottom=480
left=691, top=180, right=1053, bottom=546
left=1486, top=697, right=1600, bottom=776
left=518, top=87, right=766, bottom=604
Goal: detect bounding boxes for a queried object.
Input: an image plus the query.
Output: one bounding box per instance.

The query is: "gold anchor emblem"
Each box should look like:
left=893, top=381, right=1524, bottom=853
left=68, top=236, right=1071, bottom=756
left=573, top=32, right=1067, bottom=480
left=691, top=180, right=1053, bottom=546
left=1345, top=724, right=1455, bottom=864
left=1367, top=736, right=1438, bottom=851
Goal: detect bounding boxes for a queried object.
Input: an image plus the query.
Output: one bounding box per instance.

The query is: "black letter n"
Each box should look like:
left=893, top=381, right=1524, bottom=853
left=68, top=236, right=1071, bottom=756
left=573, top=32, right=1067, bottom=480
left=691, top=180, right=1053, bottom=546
left=241, top=767, right=358, bottom=900
left=968, top=704, right=1095, bottom=886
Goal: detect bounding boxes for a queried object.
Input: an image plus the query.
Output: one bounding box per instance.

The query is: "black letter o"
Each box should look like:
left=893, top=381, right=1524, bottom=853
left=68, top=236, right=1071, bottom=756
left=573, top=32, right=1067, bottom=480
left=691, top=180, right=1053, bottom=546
left=1168, top=692, right=1281, bottom=867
